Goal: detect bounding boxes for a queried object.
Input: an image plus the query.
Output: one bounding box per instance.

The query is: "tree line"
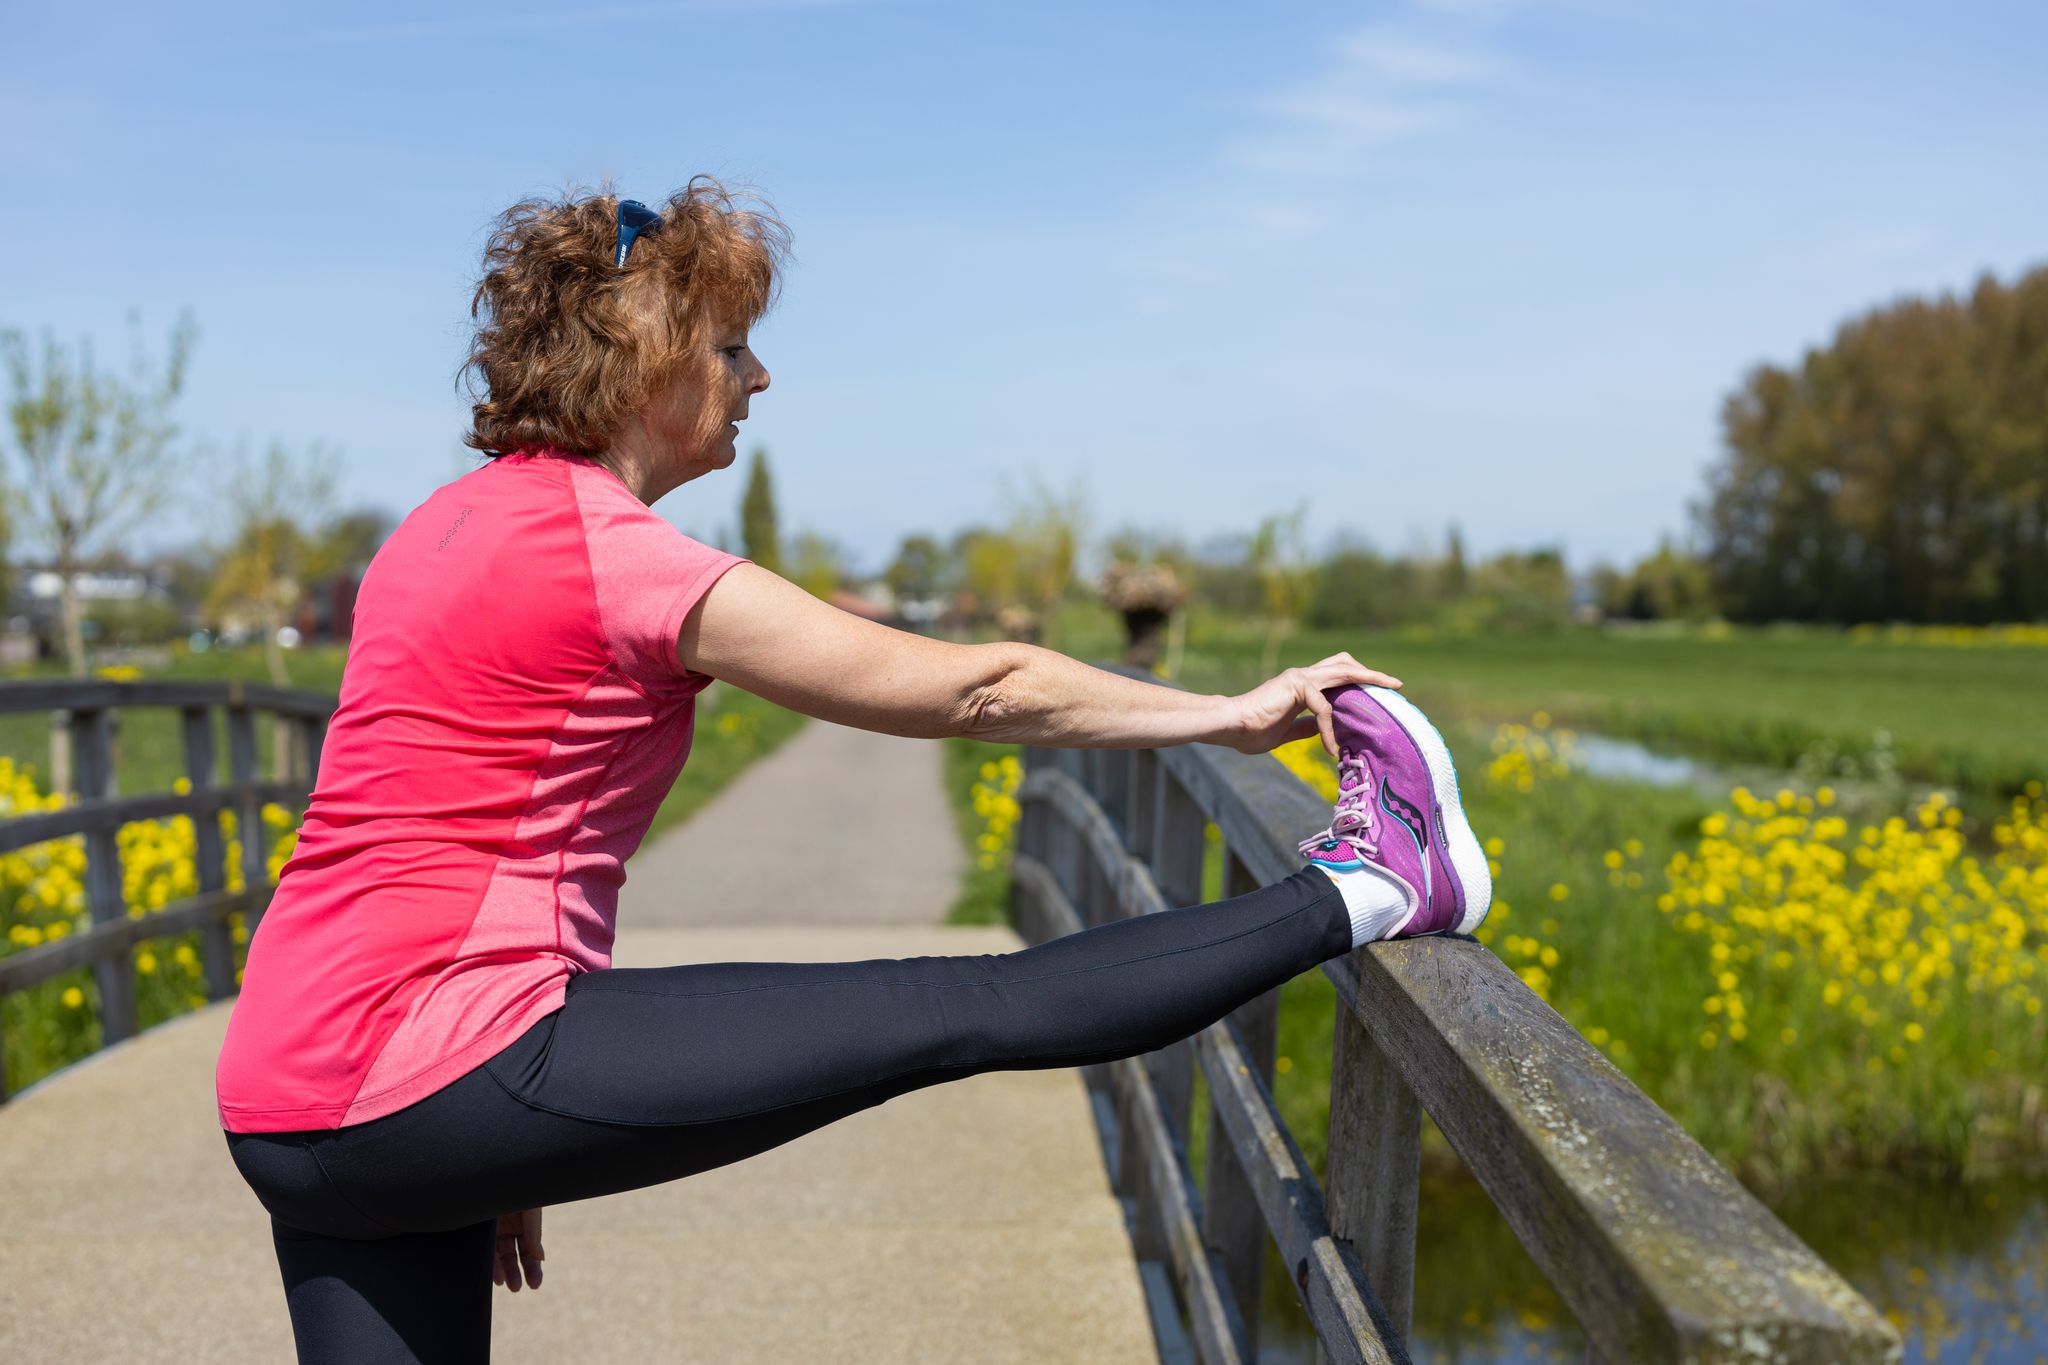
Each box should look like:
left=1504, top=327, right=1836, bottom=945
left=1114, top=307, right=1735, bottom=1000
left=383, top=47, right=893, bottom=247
left=1698, top=264, right=2048, bottom=624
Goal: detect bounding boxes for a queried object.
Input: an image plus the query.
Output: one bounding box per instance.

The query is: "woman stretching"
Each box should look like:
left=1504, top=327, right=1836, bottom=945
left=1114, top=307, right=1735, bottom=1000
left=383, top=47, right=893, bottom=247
left=216, top=178, right=1493, bottom=1364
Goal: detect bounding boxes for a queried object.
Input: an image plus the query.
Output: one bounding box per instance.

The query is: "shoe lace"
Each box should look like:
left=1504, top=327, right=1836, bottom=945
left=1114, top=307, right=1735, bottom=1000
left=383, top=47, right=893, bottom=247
left=1297, top=749, right=1379, bottom=859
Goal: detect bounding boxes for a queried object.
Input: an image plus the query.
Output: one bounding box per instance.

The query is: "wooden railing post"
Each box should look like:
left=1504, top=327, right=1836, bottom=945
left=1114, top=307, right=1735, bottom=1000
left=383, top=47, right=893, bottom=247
left=226, top=702, right=268, bottom=935
left=73, top=707, right=137, bottom=1046
left=1202, top=850, right=1280, bottom=1357
left=182, top=705, right=236, bottom=1002
left=1124, top=765, right=1206, bottom=1286
left=1148, top=768, right=1205, bottom=1141
left=1100, top=746, right=1130, bottom=844
left=1127, top=747, right=1159, bottom=866
left=1318, top=988, right=1422, bottom=1355
left=294, top=711, right=328, bottom=789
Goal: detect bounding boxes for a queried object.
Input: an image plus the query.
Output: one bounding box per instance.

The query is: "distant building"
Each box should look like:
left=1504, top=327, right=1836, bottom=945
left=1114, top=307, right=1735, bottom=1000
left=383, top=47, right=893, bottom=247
left=831, top=579, right=900, bottom=626
left=6, top=566, right=179, bottom=661
left=293, top=565, right=368, bottom=644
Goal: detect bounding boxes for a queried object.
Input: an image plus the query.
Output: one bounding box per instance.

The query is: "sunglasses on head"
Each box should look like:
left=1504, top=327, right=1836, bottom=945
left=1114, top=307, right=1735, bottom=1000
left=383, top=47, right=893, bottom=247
left=615, top=198, right=662, bottom=267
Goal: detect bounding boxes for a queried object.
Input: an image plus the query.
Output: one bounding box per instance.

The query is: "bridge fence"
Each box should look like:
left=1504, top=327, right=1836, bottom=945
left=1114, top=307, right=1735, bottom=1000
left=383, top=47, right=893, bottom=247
left=1011, top=666, right=1899, bottom=1365
left=0, top=679, right=337, bottom=1101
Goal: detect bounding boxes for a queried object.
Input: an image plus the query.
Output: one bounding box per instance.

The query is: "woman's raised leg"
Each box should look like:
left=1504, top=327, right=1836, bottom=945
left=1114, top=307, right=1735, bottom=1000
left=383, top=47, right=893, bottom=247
left=300, top=866, right=1355, bottom=1240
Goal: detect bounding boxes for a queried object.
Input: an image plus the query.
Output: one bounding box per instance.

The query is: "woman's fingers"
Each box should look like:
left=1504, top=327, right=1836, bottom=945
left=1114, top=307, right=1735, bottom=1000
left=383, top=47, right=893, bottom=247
left=1304, top=687, right=1338, bottom=756
left=497, top=1237, right=519, bottom=1290
left=494, top=1209, right=541, bottom=1290
left=521, top=1209, right=544, bottom=1288
left=1302, top=652, right=1401, bottom=690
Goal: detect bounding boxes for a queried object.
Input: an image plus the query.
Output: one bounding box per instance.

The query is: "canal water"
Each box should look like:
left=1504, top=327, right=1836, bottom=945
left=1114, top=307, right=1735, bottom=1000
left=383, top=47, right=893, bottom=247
left=1250, top=1164, right=2048, bottom=1362
left=1244, top=730, right=2048, bottom=1362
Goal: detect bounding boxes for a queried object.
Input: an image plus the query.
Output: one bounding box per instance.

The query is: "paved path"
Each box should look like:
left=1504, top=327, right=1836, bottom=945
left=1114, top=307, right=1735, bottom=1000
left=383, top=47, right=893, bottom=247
left=0, top=723, right=1157, bottom=1364
left=628, top=718, right=966, bottom=926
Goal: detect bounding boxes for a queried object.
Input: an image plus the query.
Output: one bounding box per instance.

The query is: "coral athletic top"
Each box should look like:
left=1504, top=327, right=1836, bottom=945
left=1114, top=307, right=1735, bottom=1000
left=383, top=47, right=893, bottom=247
left=214, top=450, right=746, bottom=1133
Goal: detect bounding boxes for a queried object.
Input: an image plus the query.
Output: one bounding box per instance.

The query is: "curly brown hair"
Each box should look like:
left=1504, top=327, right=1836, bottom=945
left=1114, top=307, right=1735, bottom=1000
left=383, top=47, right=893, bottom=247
left=461, top=177, right=790, bottom=457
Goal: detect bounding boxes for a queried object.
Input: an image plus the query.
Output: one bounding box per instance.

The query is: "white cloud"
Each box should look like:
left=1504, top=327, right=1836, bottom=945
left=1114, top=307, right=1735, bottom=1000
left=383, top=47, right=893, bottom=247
left=1332, top=29, right=1507, bottom=86
left=1220, top=18, right=1510, bottom=186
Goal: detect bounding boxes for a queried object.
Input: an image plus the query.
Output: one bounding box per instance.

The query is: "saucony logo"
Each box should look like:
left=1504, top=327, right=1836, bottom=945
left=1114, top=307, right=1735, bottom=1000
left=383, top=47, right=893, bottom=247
left=1379, top=776, right=1433, bottom=904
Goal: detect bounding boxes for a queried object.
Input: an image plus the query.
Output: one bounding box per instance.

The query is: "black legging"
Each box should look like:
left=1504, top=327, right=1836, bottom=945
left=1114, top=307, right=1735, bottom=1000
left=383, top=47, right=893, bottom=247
left=225, top=866, right=1352, bottom=1364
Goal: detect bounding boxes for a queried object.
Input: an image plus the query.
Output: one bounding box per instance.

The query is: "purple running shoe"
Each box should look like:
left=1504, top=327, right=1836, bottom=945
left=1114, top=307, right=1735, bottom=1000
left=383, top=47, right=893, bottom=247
left=1298, top=684, right=1492, bottom=939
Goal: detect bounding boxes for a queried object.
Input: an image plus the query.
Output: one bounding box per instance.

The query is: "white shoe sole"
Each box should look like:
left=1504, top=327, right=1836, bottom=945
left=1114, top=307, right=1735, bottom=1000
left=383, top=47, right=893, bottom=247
left=1365, top=685, right=1493, bottom=935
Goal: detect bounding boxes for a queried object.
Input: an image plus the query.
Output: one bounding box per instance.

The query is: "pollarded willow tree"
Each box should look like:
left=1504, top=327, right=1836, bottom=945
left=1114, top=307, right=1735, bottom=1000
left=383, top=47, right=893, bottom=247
left=1697, top=265, right=2048, bottom=624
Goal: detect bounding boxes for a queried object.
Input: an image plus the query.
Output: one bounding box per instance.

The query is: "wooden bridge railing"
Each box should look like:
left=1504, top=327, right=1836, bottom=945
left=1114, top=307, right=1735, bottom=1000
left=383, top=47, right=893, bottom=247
left=1012, top=668, right=1901, bottom=1365
left=0, top=679, right=339, bottom=1102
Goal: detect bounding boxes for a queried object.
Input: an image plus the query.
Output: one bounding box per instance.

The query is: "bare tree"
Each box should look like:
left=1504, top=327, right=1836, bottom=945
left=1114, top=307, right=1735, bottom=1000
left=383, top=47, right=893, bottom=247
left=1004, top=476, right=1089, bottom=648
left=1250, top=505, right=1314, bottom=676
left=787, top=529, right=848, bottom=602
left=204, top=438, right=346, bottom=782
left=204, top=438, right=343, bottom=689
left=1, top=312, right=197, bottom=676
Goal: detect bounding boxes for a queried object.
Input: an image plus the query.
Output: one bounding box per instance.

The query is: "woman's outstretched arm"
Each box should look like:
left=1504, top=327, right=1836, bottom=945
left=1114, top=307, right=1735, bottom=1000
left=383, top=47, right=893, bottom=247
left=678, top=562, right=1400, bottom=754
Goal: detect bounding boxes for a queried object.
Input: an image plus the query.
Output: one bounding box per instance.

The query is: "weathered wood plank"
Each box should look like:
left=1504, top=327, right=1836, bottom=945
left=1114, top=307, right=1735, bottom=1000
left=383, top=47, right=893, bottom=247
left=183, top=707, right=238, bottom=1002
left=1138, top=1259, right=1198, bottom=1365
left=1149, top=768, right=1203, bottom=1147
left=1202, top=849, right=1279, bottom=1360
left=73, top=708, right=136, bottom=1045
left=0, top=678, right=336, bottom=717
left=0, top=781, right=308, bottom=855
left=226, top=706, right=270, bottom=936
left=1325, top=946, right=1899, bottom=1362
left=1196, top=1010, right=1408, bottom=1365
left=1321, top=990, right=1422, bottom=1352
left=1013, top=850, right=1398, bottom=1365
left=1127, top=747, right=1159, bottom=865
left=0, top=889, right=269, bottom=994
left=1115, top=1053, right=1250, bottom=1365
left=1014, top=854, right=1247, bottom=1355
left=295, top=711, right=328, bottom=788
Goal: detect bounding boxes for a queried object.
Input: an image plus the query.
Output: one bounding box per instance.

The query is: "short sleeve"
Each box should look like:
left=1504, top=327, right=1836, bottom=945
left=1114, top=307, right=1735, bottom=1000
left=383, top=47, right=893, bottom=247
left=573, top=475, right=747, bottom=688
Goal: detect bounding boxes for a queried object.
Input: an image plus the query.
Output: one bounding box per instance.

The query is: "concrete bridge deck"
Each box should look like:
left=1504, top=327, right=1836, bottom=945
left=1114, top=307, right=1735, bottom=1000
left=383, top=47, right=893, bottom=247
left=0, top=721, right=1159, bottom=1362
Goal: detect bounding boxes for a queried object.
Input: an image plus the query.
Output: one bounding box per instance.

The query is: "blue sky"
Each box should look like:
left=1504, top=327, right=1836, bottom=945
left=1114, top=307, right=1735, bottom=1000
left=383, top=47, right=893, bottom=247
left=4, top=0, right=2043, bottom=575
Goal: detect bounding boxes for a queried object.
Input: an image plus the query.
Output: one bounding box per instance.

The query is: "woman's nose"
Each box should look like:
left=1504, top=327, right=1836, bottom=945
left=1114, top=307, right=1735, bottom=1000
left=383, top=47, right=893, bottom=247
left=750, top=360, right=771, bottom=394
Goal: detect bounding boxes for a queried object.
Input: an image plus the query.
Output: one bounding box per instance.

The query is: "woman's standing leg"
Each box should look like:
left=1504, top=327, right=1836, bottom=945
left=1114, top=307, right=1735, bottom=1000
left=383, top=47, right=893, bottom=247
left=266, top=1217, right=495, bottom=1365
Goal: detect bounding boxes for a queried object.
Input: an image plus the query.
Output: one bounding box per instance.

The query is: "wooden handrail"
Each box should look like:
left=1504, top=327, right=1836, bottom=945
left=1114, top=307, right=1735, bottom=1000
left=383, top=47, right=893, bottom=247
left=0, top=677, right=336, bottom=717
left=0, top=678, right=339, bottom=1102
left=1011, top=666, right=1900, bottom=1364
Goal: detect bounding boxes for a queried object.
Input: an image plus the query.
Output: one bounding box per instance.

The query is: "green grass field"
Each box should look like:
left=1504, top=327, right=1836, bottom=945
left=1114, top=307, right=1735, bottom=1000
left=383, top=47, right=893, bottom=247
left=1045, top=602, right=2048, bottom=798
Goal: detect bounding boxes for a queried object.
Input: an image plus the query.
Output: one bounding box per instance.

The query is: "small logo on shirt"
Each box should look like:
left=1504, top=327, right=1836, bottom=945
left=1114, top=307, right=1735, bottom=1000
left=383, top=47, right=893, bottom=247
left=436, top=507, right=473, bottom=551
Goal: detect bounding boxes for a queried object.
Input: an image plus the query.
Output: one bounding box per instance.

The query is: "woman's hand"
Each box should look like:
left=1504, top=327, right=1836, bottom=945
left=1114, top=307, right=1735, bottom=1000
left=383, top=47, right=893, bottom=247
left=492, top=1207, right=544, bottom=1292
left=1224, top=654, right=1402, bottom=757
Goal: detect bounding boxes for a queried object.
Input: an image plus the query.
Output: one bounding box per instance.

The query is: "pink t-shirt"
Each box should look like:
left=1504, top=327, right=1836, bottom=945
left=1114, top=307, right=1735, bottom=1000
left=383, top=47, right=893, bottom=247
left=215, top=450, right=746, bottom=1133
